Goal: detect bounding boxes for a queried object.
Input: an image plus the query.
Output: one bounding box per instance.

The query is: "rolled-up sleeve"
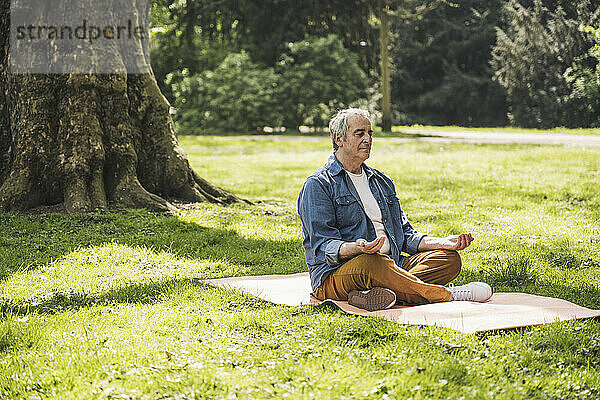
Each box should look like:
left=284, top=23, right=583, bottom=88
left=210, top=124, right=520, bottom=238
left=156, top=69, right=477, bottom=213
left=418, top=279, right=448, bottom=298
left=324, top=239, right=344, bottom=265
left=298, top=178, right=343, bottom=266
left=400, top=207, right=426, bottom=255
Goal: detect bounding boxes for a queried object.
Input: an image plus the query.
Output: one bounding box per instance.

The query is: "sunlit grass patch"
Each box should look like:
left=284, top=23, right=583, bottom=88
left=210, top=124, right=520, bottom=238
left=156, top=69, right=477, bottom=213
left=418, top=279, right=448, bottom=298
left=481, top=255, right=540, bottom=288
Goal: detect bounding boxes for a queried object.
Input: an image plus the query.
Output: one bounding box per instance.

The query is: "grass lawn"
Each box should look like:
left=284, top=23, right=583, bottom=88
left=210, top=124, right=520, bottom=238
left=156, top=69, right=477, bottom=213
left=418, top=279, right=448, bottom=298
left=1, top=135, right=600, bottom=399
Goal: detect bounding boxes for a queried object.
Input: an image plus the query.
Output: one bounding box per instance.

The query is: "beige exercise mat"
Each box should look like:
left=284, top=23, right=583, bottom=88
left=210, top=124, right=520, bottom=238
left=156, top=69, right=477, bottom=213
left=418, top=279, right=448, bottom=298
left=207, top=272, right=600, bottom=334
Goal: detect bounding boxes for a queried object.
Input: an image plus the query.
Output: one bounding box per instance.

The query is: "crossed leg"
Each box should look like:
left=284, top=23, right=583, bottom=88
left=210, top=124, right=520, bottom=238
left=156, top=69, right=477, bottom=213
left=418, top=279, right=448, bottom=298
left=313, top=250, right=461, bottom=305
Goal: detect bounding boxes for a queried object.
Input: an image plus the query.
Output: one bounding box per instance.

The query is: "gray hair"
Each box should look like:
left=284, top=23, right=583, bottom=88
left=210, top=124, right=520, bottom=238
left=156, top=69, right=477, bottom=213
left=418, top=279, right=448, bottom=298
left=329, top=108, right=372, bottom=150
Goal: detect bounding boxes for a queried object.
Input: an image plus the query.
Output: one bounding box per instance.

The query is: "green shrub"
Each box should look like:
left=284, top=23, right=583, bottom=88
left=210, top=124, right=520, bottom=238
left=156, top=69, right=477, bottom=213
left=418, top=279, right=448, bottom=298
left=277, top=34, right=367, bottom=129
left=169, top=35, right=367, bottom=133
left=169, top=52, right=282, bottom=133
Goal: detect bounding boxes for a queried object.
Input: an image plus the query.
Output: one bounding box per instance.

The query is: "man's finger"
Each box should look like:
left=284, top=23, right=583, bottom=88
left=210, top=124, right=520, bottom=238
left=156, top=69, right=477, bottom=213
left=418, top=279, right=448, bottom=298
left=367, top=239, right=385, bottom=253
left=456, top=234, right=465, bottom=250
left=465, top=233, right=473, bottom=246
left=364, top=237, right=385, bottom=253
left=373, top=237, right=385, bottom=250
left=459, top=234, right=467, bottom=249
left=363, top=241, right=376, bottom=251
left=364, top=237, right=384, bottom=251
left=460, top=233, right=473, bottom=249
left=363, top=245, right=381, bottom=253
left=466, top=234, right=473, bottom=246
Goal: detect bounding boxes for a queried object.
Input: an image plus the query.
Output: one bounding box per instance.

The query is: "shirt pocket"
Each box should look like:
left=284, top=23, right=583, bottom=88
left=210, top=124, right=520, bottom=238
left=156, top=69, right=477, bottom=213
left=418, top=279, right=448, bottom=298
left=384, top=194, right=401, bottom=217
left=385, top=194, right=410, bottom=226
left=384, top=194, right=399, bottom=206
left=334, top=194, right=361, bottom=227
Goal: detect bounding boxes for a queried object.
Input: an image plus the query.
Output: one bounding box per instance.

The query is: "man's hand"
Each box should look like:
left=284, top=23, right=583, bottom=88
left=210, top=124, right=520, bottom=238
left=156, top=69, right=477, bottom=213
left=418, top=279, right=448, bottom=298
left=440, top=233, right=474, bottom=251
left=418, top=233, right=474, bottom=252
left=339, top=237, right=386, bottom=260
left=356, top=237, right=386, bottom=254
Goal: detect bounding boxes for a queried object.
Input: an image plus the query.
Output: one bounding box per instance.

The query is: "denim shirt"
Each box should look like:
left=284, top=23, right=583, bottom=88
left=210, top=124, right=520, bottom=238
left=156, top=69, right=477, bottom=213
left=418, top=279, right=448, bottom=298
left=297, top=154, right=426, bottom=292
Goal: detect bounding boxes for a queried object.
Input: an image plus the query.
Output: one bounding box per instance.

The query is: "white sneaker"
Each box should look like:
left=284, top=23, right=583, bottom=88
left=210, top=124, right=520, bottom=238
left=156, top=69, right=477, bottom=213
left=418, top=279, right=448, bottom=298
left=448, top=282, right=493, bottom=302
left=348, top=287, right=396, bottom=311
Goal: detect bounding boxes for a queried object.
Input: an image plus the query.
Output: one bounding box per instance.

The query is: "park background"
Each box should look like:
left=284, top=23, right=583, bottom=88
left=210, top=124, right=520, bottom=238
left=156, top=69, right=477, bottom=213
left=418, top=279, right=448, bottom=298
left=150, top=0, right=600, bottom=133
left=1, top=0, right=600, bottom=399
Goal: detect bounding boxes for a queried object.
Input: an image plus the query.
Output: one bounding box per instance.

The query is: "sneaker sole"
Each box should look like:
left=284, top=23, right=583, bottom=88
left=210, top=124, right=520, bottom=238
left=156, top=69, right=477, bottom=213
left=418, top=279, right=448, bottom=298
left=348, top=287, right=396, bottom=311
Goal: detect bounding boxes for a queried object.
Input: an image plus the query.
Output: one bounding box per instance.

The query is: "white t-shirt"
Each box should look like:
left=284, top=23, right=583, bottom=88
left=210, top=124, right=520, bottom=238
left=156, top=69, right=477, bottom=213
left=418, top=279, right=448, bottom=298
left=346, top=167, right=391, bottom=254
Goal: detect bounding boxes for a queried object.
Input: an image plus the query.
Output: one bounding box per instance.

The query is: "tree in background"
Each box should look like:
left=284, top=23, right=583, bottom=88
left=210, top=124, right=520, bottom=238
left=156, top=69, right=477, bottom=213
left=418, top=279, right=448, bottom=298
left=389, top=0, right=508, bottom=127
left=150, top=0, right=241, bottom=104
left=170, top=35, right=367, bottom=133
left=230, top=0, right=379, bottom=73
left=150, top=0, right=379, bottom=105
left=277, top=35, right=367, bottom=129
left=565, top=24, right=600, bottom=127
left=491, top=0, right=599, bottom=128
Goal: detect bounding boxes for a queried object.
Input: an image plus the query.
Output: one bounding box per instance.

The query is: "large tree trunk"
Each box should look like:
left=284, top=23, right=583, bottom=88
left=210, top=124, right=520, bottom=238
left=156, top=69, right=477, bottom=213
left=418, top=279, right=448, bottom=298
left=0, top=0, right=244, bottom=213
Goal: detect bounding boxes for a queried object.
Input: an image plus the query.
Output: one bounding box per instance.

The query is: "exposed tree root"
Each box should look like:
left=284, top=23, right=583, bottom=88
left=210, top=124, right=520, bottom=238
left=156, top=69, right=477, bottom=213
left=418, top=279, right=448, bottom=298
left=0, top=2, right=246, bottom=214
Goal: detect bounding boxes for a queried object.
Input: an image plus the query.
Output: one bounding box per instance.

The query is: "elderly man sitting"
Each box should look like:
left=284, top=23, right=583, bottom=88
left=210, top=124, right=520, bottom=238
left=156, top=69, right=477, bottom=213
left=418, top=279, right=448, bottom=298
left=297, top=108, right=492, bottom=311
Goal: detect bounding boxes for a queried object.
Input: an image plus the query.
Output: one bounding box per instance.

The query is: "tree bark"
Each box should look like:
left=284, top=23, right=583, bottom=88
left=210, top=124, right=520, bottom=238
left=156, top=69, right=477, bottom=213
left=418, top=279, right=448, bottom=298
left=0, top=0, right=245, bottom=213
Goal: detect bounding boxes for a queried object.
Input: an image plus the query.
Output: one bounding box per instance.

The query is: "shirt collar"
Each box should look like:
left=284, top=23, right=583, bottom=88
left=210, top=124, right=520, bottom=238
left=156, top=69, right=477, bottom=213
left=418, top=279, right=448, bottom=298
left=328, top=153, right=374, bottom=179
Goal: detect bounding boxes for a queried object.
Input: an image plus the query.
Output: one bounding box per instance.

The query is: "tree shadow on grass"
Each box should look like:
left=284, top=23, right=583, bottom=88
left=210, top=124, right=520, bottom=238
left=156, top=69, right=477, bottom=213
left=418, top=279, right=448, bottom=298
left=0, top=208, right=311, bottom=317
left=0, top=209, right=305, bottom=282
left=0, top=277, right=277, bottom=317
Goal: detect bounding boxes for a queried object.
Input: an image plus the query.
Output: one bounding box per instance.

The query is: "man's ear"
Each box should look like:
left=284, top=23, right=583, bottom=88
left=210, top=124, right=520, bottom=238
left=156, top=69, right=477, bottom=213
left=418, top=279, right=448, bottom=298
left=335, top=133, right=344, bottom=148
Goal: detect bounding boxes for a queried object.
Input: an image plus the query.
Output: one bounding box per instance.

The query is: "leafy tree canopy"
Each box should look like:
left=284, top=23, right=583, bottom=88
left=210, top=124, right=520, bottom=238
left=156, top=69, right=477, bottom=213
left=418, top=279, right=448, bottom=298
left=390, top=0, right=508, bottom=127
left=491, top=0, right=599, bottom=128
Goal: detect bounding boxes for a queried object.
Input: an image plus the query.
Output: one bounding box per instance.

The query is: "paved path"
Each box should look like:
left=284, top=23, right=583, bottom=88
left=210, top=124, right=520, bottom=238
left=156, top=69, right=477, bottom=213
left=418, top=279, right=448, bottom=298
left=397, top=129, right=600, bottom=147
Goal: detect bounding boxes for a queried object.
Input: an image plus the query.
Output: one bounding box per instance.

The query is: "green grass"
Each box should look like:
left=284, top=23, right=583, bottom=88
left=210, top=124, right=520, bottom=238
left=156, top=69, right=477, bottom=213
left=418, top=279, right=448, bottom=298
left=1, top=135, right=600, bottom=399
left=393, top=125, right=600, bottom=136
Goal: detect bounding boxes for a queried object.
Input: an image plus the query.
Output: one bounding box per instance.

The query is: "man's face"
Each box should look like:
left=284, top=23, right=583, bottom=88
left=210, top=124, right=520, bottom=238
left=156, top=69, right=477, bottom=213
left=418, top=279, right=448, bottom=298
left=336, top=114, right=373, bottom=162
